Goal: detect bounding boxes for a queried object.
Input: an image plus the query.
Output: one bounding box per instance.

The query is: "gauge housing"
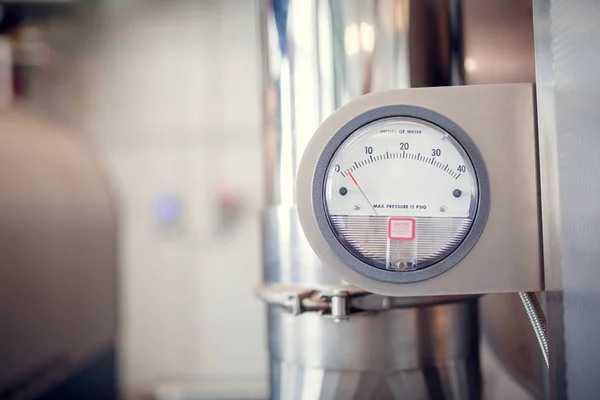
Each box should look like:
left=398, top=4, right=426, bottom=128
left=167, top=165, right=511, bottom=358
left=314, top=107, right=490, bottom=283
left=296, top=84, right=542, bottom=296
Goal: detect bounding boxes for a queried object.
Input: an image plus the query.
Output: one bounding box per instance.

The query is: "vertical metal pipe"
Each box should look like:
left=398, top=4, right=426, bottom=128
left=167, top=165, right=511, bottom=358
left=261, top=0, right=462, bottom=287
left=260, top=1, right=479, bottom=398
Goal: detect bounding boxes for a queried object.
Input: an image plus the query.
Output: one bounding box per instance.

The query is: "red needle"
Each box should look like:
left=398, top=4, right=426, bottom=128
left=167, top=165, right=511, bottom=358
left=348, top=172, right=378, bottom=215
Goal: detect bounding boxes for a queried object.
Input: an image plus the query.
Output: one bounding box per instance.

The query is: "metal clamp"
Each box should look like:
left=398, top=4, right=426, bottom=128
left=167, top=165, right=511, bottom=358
left=320, top=290, right=349, bottom=322
left=256, top=284, right=363, bottom=317
left=284, top=289, right=317, bottom=316
left=256, top=284, right=476, bottom=318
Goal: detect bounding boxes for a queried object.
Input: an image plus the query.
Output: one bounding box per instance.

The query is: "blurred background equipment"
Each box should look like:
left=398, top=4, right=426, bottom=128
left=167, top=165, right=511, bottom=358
left=0, top=105, right=117, bottom=400
left=0, top=2, right=117, bottom=400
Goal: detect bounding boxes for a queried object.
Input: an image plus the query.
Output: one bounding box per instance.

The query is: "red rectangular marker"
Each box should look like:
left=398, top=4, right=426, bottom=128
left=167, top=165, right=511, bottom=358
left=388, top=218, right=416, bottom=240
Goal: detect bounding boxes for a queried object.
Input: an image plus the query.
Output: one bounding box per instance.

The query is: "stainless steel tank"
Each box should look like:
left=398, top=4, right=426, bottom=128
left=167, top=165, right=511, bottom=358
left=268, top=299, right=479, bottom=399
left=259, top=1, right=480, bottom=398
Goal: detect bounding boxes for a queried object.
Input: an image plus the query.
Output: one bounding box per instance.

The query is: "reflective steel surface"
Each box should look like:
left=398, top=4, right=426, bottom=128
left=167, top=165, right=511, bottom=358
left=532, top=0, right=566, bottom=396
left=261, top=0, right=462, bottom=286
left=480, top=294, right=544, bottom=399
left=269, top=300, right=480, bottom=400
left=462, top=0, right=535, bottom=85
left=263, top=206, right=341, bottom=286
left=262, top=0, right=459, bottom=213
left=260, top=1, right=480, bottom=399
left=532, top=0, right=600, bottom=397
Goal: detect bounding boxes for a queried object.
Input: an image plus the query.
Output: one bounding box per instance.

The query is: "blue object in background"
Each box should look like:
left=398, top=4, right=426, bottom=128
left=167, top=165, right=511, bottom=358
left=153, top=193, right=183, bottom=225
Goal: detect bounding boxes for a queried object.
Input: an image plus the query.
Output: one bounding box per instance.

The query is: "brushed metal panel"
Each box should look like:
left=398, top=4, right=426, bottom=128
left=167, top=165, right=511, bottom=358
left=539, top=0, right=600, bottom=397
left=533, top=0, right=566, bottom=397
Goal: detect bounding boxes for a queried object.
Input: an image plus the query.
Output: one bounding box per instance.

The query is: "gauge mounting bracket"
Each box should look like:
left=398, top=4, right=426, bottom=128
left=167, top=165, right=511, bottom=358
left=296, top=85, right=542, bottom=296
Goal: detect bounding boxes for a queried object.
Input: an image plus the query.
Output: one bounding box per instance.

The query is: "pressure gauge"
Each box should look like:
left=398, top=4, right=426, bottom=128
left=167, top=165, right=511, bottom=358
left=297, top=104, right=490, bottom=286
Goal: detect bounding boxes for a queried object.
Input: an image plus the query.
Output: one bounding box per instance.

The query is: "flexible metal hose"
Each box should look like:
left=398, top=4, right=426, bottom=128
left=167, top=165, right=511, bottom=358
left=519, top=292, right=549, bottom=368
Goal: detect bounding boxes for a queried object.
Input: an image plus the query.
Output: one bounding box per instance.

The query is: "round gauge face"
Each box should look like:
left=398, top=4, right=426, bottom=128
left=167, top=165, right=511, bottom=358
left=324, top=116, right=478, bottom=272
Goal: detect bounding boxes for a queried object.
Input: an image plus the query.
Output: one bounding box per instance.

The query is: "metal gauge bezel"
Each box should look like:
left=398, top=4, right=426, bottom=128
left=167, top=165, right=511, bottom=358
left=312, top=105, right=491, bottom=283
left=324, top=116, right=479, bottom=271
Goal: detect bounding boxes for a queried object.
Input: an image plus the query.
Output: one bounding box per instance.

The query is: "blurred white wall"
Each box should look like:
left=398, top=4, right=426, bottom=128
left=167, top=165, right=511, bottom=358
left=79, top=1, right=267, bottom=399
